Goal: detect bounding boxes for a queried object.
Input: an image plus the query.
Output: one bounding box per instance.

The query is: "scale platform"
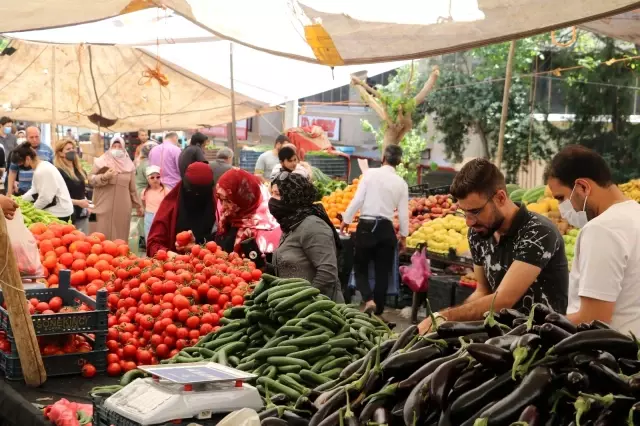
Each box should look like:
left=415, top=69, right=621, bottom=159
left=104, top=362, right=263, bottom=425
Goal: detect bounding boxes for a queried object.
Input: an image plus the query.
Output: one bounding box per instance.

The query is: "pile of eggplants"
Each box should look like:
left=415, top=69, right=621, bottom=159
left=258, top=302, right=640, bottom=426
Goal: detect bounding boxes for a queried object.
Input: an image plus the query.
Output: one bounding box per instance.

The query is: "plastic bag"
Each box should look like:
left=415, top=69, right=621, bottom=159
left=217, top=408, right=260, bottom=426
left=7, top=209, right=43, bottom=276
left=43, top=398, right=93, bottom=426
left=399, top=248, right=432, bottom=293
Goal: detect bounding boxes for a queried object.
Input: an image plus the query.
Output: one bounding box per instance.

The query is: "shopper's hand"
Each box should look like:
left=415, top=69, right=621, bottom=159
left=76, top=199, right=90, bottom=209
left=340, top=222, right=349, bottom=234
left=104, top=169, right=117, bottom=180
left=417, top=317, right=433, bottom=335
left=136, top=207, right=144, bottom=217
left=0, top=195, right=18, bottom=220
left=399, top=236, right=407, bottom=252
left=167, top=251, right=179, bottom=258
left=175, top=241, right=195, bottom=254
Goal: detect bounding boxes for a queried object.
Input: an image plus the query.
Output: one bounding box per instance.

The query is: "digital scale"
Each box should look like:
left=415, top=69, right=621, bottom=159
left=104, top=362, right=263, bottom=425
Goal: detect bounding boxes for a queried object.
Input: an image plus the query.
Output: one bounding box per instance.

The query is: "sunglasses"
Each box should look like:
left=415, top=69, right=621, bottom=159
left=148, top=176, right=160, bottom=180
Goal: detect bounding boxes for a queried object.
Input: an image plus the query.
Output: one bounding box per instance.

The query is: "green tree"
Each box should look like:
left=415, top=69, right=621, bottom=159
left=541, top=35, right=640, bottom=182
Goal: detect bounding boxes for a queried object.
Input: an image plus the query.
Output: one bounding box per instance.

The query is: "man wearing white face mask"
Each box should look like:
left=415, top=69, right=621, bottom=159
left=546, top=145, right=640, bottom=334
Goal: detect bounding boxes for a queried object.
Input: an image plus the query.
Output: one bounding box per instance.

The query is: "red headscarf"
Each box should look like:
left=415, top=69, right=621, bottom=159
left=216, top=169, right=279, bottom=252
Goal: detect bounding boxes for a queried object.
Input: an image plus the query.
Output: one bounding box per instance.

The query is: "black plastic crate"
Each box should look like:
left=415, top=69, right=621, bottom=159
left=0, top=270, right=108, bottom=339
left=454, top=283, right=475, bottom=305
left=239, top=150, right=263, bottom=173
left=0, top=347, right=107, bottom=381
left=306, top=155, right=348, bottom=177
left=427, top=274, right=458, bottom=312
left=92, top=394, right=224, bottom=426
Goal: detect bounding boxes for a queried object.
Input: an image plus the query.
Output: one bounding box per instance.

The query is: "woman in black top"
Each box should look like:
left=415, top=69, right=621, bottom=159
left=54, top=139, right=90, bottom=233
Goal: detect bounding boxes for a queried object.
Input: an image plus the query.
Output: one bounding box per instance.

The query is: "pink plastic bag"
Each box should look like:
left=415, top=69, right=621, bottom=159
left=399, top=248, right=432, bottom=293
left=7, top=209, right=44, bottom=277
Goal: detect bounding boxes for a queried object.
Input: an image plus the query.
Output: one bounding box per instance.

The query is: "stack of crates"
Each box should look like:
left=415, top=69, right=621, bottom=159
left=0, top=270, right=108, bottom=380
left=305, top=154, right=348, bottom=178
left=239, top=150, right=263, bottom=173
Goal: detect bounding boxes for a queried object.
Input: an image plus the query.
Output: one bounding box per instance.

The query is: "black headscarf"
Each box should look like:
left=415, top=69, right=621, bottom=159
left=175, top=163, right=215, bottom=244
left=269, top=172, right=341, bottom=249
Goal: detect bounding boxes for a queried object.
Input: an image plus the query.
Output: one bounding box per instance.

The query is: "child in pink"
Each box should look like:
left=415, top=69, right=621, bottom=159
left=142, top=165, right=168, bottom=239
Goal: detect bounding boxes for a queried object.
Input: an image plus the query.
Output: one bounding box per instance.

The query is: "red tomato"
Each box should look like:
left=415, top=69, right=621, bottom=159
left=251, top=269, right=262, bottom=281
left=123, top=344, right=137, bottom=359
left=177, top=309, right=190, bottom=323
left=151, top=281, right=164, bottom=295
left=218, top=294, right=229, bottom=307
left=197, top=283, right=210, bottom=298
left=190, top=245, right=201, bottom=257
left=71, top=258, right=86, bottom=271
left=106, top=353, right=120, bottom=364
left=136, top=349, right=153, bottom=364
left=188, top=329, right=200, bottom=340
left=48, top=297, right=63, bottom=312
left=35, top=301, right=49, bottom=313
left=107, top=340, right=120, bottom=352
left=240, top=271, right=252, bottom=282
left=176, top=327, right=189, bottom=340
left=155, top=343, right=169, bottom=359
left=107, top=362, right=122, bottom=376
left=82, top=363, right=97, bottom=378
left=205, top=241, right=218, bottom=252
left=207, top=288, right=220, bottom=303
left=199, top=324, right=213, bottom=336
left=172, top=294, right=190, bottom=311
left=176, top=231, right=194, bottom=247
left=123, top=361, right=137, bottom=372
left=165, top=324, right=178, bottom=336
left=185, top=316, right=200, bottom=330
left=231, top=295, right=244, bottom=306
left=175, top=339, right=187, bottom=350
left=221, top=276, right=232, bottom=287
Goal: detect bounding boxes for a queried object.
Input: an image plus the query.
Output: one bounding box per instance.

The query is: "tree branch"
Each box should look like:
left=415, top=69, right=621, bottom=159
left=414, top=65, right=441, bottom=105
left=404, top=61, right=415, bottom=98
left=351, top=75, right=383, bottom=99
left=351, top=77, right=390, bottom=123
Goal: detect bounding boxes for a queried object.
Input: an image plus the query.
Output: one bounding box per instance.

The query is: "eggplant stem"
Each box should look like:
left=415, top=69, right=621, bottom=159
left=425, top=299, right=439, bottom=331
left=372, top=313, right=394, bottom=336
left=473, top=418, right=488, bottom=426
left=511, top=346, right=528, bottom=380
left=574, top=396, right=591, bottom=426
left=517, top=346, right=540, bottom=377
left=578, top=392, right=615, bottom=407
left=420, top=337, right=448, bottom=348
left=526, top=303, right=539, bottom=331
left=344, top=389, right=354, bottom=418
left=483, top=291, right=499, bottom=328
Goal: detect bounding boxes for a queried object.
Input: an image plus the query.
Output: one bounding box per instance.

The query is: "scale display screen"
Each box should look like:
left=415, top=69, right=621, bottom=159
left=139, top=362, right=256, bottom=384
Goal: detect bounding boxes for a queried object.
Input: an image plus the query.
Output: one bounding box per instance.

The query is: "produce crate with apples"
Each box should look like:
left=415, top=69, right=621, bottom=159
left=408, top=194, right=458, bottom=235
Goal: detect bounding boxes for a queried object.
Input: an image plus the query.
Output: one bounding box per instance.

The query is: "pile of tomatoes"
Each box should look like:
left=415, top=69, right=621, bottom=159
left=0, top=331, right=93, bottom=356
left=20, top=296, right=94, bottom=315
left=27, top=222, right=259, bottom=377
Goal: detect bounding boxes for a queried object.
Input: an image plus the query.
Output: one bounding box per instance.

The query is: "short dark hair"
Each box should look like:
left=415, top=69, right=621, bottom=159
left=10, top=142, right=37, bottom=165
left=545, top=145, right=612, bottom=188
left=0, top=116, right=13, bottom=126
left=275, top=135, right=290, bottom=146
left=383, top=145, right=403, bottom=167
left=278, top=146, right=297, bottom=162
left=191, top=132, right=208, bottom=146
left=450, top=158, right=506, bottom=199
left=165, top=132, right=178, bottom=140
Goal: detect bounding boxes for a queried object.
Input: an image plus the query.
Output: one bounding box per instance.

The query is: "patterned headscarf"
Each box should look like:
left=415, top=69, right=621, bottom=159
left=274, top=172, right=341, bottom=247
left=216, top=169, right=279, bottom=251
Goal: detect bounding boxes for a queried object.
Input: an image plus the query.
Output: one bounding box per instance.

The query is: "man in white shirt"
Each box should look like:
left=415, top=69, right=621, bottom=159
left=546, top=145, right=640, bottom=335
left=255, top=135, right=288, bottom=182
left=341, top=145, right=409, bottom=317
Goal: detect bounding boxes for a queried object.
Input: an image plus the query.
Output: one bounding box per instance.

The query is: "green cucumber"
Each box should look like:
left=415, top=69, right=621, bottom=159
left=297, top=300, right=337, bottom=318
left=263, top=336, right=288, bottom=349
left=299, top=328, right=326, bottom=338
left=289, top=344, right=331, bottom=359
left=257, top=377, right=301, bottom=401
left=275, top=288, right=321, bottom=311
left=120, top=369, right=147, bottom=386
left=286, top=373, right=303, bottom=383
left=204, top=331, right=243, bottom=350
left=328, top=338, right=358, bottom=349
left=321, top=356, right=351, bottom=372
left=278, top=374, right=310, bottom=395
left=258, top=322, right=278, bottom=337
left=320, top=368, right=342, bottom=379
left=329, top=347, right=350, bottom=358
left=266, top=356, right=311, bottom=369
left=237, top=360, right=257, bottom=371
left=253, top=346, right=299, bottom=359
left=311, top=356, right=336, bottom=373
left=279, top=334, right=330, bottom=348
left=278, top=364, right=302, bottom=374
left=223, top=306, right=247, bottom=319
left=275, top=326, right=307, bottom=336
left=264, top=365, right=278, bottom=380
left=300, top=369, right=331, bottom=386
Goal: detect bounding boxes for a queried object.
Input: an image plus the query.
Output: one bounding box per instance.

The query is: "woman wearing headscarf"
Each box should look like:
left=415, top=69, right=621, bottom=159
left=146, top=162, right=216, bottom=257
left=90, top=136, right=142, bottom=240
left=269, top=172, right=343, bottom=301
left=216, top=169, right=281, bottom=255
left=135, top=141, right=158, bottom=194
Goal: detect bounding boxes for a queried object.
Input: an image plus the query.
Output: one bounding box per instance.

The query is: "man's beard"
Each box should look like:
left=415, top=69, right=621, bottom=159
left=474, top=209, right=505, bottom=239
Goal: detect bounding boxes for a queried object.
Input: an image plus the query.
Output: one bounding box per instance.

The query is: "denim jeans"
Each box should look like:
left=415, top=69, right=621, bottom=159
left=144, top=211, right=155, bottom=240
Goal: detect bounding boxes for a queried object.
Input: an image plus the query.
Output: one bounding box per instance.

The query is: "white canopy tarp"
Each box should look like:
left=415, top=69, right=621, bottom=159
left=0, top=39, right=273, bottom=131
left=1, top=0, right=639, bottom=65
left=580, top=10, right=640, bottom=45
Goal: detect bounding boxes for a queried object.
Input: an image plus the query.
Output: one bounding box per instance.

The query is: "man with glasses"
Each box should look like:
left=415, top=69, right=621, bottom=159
left=418, top=158, right=568, bottom=334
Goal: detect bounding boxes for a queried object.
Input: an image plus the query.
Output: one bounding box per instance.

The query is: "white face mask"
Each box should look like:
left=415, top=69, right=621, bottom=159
left=16, top=138, right=26, bottom=144
left=558, top=185, right=588, bottom=228
left=111, top=149, right=125, bottom=158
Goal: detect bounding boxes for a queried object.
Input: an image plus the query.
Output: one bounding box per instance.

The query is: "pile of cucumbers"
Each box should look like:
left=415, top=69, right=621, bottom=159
left=160, top=275, right=392, bottom=391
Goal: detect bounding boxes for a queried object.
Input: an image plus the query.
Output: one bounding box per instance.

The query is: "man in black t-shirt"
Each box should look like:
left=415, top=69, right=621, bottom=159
left=418, top=159, right=568, bottom=334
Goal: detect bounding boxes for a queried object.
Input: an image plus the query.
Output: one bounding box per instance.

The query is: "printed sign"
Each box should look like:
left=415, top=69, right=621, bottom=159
left=299, top=115, right=341, bottom=141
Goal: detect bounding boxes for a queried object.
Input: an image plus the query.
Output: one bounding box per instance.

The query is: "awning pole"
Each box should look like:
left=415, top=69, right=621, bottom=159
left=495, top=40, right=517, bottom=169
left=229, top=42, right=238, bottom=165
left=51, top=46, right=58, bottom=145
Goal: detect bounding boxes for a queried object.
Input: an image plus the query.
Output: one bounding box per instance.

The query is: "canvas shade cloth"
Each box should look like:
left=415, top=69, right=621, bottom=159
left=0, top=38, right=274, bottom=131
left=1, top=0, right=639, bottom=65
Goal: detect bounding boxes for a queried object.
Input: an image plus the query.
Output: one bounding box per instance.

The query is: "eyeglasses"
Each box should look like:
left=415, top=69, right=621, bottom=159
left=148, top=176, right=160, bottom=180
left=454, top=193, right=496, bottom=220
